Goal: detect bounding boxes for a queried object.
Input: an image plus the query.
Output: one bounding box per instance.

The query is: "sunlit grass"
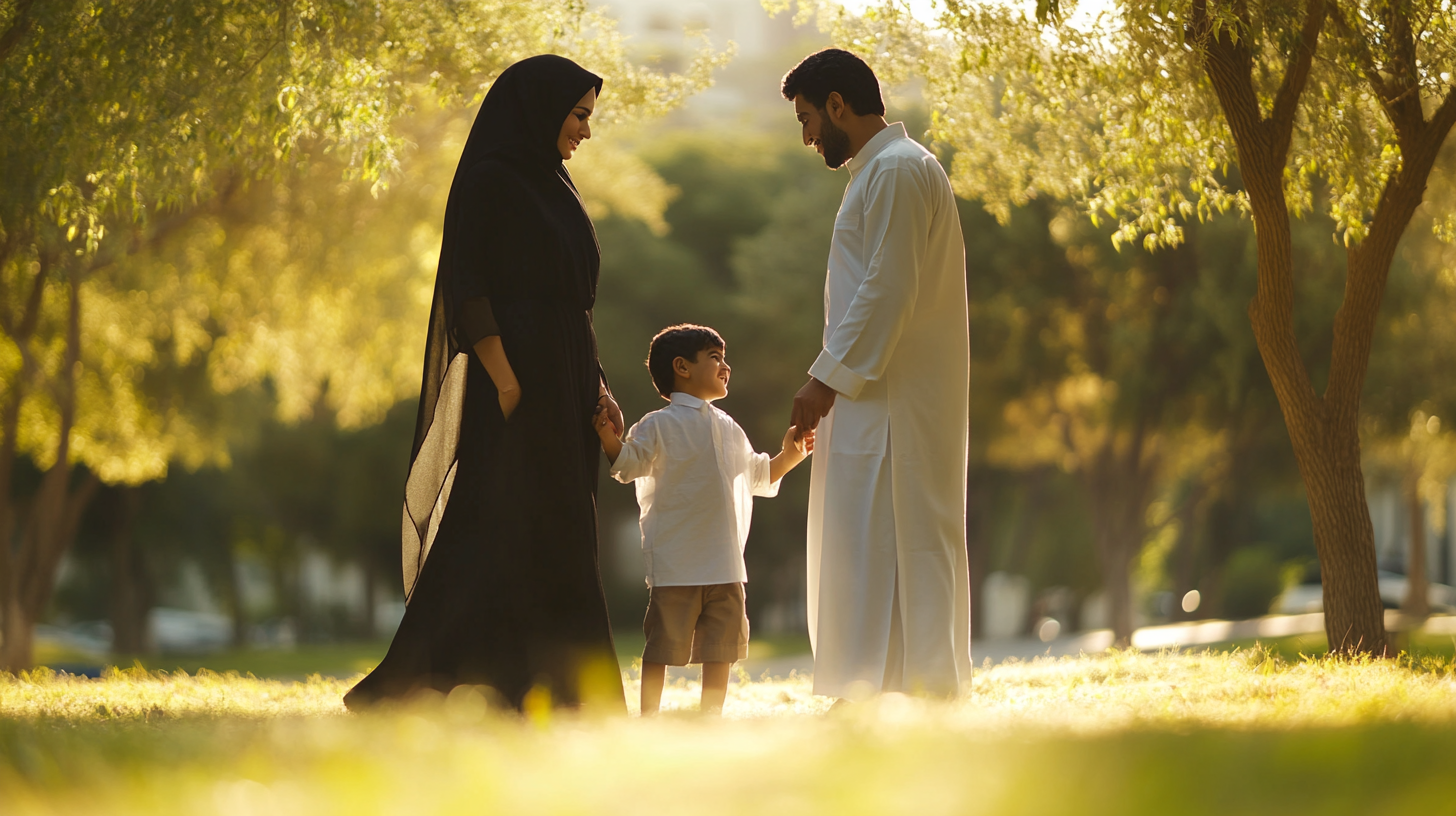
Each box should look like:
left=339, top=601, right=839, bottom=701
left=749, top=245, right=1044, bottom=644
left=4, top=650, right=1456, bottom=815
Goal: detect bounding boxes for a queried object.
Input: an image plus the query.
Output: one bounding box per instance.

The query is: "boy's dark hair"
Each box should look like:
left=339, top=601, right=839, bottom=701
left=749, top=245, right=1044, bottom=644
left=647, top=324, right=725, bottom=398
left=780, top=48, right=885, bottom=117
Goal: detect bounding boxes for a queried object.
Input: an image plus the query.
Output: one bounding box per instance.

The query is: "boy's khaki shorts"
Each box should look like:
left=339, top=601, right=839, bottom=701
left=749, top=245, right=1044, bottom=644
left=642, top=583, right=749, bottom=666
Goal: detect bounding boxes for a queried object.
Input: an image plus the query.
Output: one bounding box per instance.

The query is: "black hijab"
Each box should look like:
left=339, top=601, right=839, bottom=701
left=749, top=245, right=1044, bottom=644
left=401, top=56, right=604, bottom=600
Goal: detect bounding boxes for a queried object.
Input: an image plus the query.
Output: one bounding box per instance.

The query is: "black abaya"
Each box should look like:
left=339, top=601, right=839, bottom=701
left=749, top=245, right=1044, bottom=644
left=345, top=56, right=624, bottom=711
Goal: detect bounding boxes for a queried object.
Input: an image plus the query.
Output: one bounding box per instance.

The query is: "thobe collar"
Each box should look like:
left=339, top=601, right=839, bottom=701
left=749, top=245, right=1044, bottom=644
left=669, top=392, right=710, bottom=410
left=846, top=122, right=908, bottom=180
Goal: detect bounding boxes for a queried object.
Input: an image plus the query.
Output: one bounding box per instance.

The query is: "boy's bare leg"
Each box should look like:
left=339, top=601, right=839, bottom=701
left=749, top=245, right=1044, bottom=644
left=640, top=661, right=667, bottom=716
left=700, top=662, right=730, bottom=716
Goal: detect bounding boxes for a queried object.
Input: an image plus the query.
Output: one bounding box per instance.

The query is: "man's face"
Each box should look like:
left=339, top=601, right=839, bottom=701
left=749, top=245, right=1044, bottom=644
left=794, top=95, right=852, bottom=169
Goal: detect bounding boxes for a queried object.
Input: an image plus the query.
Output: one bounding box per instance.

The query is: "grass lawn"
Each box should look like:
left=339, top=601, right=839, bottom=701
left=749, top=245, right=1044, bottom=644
left=64, top=632, right=814, bottom=681
left=4, top=648, right=1456, bottom=815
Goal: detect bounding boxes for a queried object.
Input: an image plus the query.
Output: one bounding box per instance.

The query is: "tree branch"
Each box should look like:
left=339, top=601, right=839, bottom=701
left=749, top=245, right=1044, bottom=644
left=1428, top=86, right=1456, bottom=147
left=1328, top=3, right=1419, bottom=139
left=0, top=0, right=37, bottom=65
left=1268, top=0, right=1327, bottom=161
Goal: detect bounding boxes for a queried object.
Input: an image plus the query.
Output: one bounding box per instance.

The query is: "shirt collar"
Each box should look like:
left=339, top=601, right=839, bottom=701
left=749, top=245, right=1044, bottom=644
left=846, top=122, right=907, bottom=180
left=669, top=392, right=708, bottom=410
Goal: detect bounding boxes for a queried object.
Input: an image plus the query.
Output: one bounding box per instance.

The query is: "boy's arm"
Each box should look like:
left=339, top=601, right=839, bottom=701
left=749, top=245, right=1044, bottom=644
left=600, top=414, right=657, bottom=482
left=768, top=425, right=815, bottom=484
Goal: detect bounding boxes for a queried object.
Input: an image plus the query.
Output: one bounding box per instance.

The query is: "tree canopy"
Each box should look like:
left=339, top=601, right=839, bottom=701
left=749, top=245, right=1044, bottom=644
left=0, top=0, right=723, bottom=668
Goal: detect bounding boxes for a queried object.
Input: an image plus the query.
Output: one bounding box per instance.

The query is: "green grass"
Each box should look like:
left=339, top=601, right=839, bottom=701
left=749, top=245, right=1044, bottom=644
left=1189, top=630, right=1456, bottom=663
left=4, top=649, right=1456, bottom=815
left=85, top=632, right=814, bottom=681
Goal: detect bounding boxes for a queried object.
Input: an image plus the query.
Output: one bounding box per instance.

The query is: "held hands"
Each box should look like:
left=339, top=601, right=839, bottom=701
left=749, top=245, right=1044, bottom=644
left=782, top=425, right=815, bottom=461
left=593, top=398, right=624, bottom=464
left=598, top=392, right=624, bottom=436
left=769, top=424, right=815, bottom=483
left=790, top=377, right=837, bottom=441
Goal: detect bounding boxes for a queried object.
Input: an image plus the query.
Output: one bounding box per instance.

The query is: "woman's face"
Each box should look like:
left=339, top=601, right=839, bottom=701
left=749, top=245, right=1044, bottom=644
left=557, top=88, right=595, bottom=160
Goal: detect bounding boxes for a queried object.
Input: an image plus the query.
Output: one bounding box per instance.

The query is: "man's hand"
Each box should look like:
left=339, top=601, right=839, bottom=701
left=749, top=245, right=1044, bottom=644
left=791, top=377, right=837, bottom=440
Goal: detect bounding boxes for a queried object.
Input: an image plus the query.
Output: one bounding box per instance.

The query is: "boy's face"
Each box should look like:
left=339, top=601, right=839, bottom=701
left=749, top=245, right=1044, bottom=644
left=673, top=346, right=730, bottom=401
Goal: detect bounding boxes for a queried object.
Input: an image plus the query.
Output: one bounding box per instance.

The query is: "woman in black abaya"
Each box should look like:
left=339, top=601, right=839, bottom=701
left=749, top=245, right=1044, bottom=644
left=345, top=55, right=626, bottom=712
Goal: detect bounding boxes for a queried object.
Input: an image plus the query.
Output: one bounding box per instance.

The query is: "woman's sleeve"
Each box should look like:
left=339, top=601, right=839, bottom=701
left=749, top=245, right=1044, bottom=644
left=458, top=298, right=500, bottom=346
left=588, top=309, right=609, bottom=391
left=449, top=163, right=516, bottom=346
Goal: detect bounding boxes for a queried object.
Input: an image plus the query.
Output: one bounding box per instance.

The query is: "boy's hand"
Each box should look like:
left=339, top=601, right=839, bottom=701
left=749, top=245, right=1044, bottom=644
left=783, top=425, right=815, bottom=460
left=769, top=425, right=814, bottom=483
left=594, top=404, right=624, bottom=464
left=593, top=405, right=618, bottom=441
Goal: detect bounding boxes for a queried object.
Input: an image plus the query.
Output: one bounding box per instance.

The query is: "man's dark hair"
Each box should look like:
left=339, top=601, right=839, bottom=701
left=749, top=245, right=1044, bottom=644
left=780, top=48, right=885, bottom=117
left=646, top=324, right=725, bottom=398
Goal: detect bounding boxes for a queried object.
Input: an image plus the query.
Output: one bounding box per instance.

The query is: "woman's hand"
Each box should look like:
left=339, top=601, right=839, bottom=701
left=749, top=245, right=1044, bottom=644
left=474, top=336, right=521, bottom=421
left=499, top=386, right=521, bottom=420
left=598, top=391, right=624, bottom=436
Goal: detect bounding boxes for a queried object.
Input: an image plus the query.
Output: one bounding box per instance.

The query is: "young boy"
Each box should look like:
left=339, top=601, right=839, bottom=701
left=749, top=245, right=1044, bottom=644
left=595, top=324, right=813, bottom=716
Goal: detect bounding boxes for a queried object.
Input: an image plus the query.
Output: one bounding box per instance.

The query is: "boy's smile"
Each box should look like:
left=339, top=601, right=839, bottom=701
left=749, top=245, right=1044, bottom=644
left=675, top=347, right=731, bottom=401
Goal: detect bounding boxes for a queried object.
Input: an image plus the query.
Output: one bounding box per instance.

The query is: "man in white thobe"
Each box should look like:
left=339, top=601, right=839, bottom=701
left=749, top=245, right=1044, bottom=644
left=783, top=49, right=971, bottom=699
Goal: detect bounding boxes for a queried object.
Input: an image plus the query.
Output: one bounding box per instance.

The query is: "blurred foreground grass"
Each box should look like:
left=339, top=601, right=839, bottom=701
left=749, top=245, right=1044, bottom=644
left=5, top=649, right=1456, bottom=815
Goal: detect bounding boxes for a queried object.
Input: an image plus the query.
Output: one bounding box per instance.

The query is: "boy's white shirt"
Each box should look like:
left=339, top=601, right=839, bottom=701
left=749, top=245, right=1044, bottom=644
left=610, top=392, right=779, bottom=588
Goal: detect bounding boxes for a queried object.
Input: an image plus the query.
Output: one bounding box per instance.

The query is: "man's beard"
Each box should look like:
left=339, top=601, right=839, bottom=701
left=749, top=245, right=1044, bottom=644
left=818, top=115, right=852, bottom=169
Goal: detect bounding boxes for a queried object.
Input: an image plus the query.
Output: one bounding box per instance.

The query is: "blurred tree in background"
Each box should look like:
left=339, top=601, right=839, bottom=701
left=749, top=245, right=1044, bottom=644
left=0, top=0, right=721, bottom=669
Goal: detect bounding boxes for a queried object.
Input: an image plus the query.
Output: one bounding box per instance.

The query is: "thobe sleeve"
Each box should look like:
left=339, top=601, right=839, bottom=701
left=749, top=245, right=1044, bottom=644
left=610, top=417, right=657, bottom=483
left=449, top=162, right=518, bottom=350
left=809, top=158, right=930, bottom=399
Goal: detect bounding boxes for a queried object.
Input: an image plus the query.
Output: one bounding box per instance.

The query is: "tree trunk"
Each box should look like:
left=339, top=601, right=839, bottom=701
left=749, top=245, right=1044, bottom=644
left=108, top=486, right=150, bottom=655
left=1291, top=437, right=1387, bottom=653
left=1085, top=439, right=1157, bottom=647
left=1403, top=469, right=1430, bottom=620
left=0, top=250, right=48, bottom=672
left=1, top=274, right=100, bottom=671
left=0, top=606, right=33, bottom=673
left=1099, top=536, right=1135, bottom=646
left=224, top=542, right=250, bottom=648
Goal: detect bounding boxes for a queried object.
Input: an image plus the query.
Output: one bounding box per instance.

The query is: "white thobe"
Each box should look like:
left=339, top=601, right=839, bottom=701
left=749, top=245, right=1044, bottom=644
left=806, top=123, right=971, bottom=699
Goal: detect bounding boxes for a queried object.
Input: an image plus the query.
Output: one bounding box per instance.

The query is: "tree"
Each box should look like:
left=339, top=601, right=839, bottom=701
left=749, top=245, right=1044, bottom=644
left=0, top=0, right=721, bottom=669
left=802, top=0, right=1456, bottom=654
